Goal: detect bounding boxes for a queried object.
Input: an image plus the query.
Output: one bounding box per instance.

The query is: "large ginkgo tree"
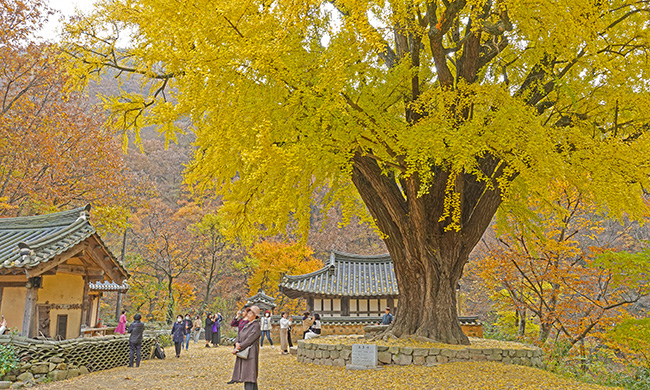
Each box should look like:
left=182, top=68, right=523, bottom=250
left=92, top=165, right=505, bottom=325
left=62, top=0, right=650, bottom=344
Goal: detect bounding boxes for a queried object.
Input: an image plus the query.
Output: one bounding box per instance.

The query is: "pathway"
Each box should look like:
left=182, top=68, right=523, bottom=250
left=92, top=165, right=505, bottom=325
left=35, top=341, right=618, bottom=389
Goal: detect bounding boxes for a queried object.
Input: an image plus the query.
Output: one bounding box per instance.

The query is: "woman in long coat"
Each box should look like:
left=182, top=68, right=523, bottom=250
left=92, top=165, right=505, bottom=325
left=231, top=305, right=261, bottom=390
left=212, top=312, right=223, bottom=346
left=205, top=313, right=214, bottom=348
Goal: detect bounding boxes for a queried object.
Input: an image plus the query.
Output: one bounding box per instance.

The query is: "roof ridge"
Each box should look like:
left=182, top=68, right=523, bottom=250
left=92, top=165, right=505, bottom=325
left=0, top=205, right=90, bottom=229
left=280, top=250, right=394, bottom=282
left=22, top=219, right=93, bottom=250
left=330, top=249, right=392, bottom=262
left=281, top=264, right=330, bottom=281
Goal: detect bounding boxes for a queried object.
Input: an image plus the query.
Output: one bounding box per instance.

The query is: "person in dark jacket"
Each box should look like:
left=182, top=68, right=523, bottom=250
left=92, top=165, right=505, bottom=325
left=127, top=313, right=145, bottom=367
left=212, top=312, right=223, bottom=346
left=171, top=315, right=185, bottom=357
left=205, top=313, right=214, bottom=348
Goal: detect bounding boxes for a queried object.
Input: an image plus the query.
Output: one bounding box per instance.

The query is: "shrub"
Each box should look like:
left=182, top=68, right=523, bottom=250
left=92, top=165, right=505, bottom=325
left=156, top=333, right=172, bottom=348
left=0, top=345, right=17, bottom=376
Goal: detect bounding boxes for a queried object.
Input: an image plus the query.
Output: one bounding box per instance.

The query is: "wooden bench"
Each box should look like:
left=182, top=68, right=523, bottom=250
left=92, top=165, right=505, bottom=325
left=80, top=326, right=116, bottom=337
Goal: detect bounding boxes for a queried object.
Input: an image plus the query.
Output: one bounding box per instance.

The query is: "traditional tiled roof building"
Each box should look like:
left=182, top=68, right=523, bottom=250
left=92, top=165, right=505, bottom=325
left=279, top=250, right=399, bottom=317
left=279, top=250, right=483, bottom=337
left=0, top=205, right=128, bottom=339
left=246, top=290, right=277, bottom=313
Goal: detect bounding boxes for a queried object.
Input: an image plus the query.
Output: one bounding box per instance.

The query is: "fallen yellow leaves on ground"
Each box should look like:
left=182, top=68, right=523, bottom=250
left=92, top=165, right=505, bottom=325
left=35, top=342, right=619, bottom=390
left=308, top=335, right=539, bottom=351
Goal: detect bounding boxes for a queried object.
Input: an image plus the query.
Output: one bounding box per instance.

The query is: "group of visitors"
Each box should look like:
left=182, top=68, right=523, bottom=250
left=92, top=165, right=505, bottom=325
left=114, top=305, right=337, bottom=390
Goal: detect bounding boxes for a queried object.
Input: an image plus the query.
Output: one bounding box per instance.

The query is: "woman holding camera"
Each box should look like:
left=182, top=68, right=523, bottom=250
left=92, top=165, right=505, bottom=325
left=230, top=306, right=262, bottom=390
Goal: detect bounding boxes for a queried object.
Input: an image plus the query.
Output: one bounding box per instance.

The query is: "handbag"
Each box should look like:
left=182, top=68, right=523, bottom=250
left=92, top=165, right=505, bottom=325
left=235, top=346, right=251, bottom=359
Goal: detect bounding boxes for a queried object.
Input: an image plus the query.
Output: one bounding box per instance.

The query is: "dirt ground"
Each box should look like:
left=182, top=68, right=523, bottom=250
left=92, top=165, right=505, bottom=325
left=35, top=341, right=619, bottom=390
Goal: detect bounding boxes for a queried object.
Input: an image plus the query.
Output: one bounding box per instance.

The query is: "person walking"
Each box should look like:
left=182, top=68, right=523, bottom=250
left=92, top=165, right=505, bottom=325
left=212, top=312, right=223, bottom=346
left=115, top=310, right=127, bottom=335
left=171, top=315, right=185, bottom=357
left=205, top=313, right=214, bottom=348
left=229, top=306, right=261, bottom=390
left=183, top=314, right=192, bottom=350
left=192, top=315, right=202, bottom=344
left=279, top=312, right=292, bottom=355
left=127, top=313, right=144, bottom=367
left=260, top=311, right=273, bottom=348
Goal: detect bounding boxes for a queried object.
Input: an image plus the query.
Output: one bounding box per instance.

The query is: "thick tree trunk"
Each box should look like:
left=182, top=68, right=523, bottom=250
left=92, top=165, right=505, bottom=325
left=389, top=248, right=468, bottom=344
left=351, top=153, right=504, bottom=345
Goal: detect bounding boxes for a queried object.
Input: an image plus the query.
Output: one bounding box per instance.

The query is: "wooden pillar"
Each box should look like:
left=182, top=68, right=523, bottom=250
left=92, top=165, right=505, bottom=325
left=95, top=293, right=103, bottom=325
left=307, top=296, right=314, bottom=313
left=80, top=275, right=90, bottom=334
left=115, top=291, right=124, bottom=322
left=21, top=286, right=38, bottom=338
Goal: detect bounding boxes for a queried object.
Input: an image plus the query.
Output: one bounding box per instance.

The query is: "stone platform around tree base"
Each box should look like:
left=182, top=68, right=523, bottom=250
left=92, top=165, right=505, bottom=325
left=296, top=337, right=544, bottom=368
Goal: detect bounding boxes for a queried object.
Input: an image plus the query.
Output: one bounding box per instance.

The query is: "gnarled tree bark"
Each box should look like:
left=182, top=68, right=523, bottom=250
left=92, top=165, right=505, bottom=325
left=351, top=153, right=504, bottom=345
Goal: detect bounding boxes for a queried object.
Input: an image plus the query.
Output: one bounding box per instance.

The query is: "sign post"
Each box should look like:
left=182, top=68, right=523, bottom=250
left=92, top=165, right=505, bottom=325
left=347, top=344, right=380, bottom=370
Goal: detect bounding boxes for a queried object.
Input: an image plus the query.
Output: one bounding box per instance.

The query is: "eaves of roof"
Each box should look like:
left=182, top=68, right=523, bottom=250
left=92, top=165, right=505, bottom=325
left=279, top=250, right=399, bottom=298
left=0, top=205, right=127, bottom=281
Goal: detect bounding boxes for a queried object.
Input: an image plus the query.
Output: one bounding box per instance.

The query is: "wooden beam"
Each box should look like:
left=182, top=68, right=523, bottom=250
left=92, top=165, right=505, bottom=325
left=21, top=287, right=38, bottom=337
left=0, top=282, right=28, bottom=288
left=25, top=248, right=83, bottom=278
left=55, top=264, right=87, bottom=275
left=85, top=246, right=123, bottom=284
left=0, top=275, right=28, bottom=283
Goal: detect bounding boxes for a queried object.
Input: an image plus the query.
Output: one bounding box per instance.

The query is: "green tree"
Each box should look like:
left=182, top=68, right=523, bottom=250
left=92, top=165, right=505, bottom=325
left=62, top=0, right=650, bottom=344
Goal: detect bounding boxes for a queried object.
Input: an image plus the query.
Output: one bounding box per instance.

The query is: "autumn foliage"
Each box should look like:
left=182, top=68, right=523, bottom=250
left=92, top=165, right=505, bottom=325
left=473, top=182, right=650, bottom=348
left=237, top=241, right=323, bottom=313
left=0, top=0, right=136, bottom=231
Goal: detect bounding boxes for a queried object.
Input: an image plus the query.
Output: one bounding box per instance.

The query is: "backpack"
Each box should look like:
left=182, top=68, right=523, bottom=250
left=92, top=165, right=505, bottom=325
left=154, top=341, right=166, bottom=359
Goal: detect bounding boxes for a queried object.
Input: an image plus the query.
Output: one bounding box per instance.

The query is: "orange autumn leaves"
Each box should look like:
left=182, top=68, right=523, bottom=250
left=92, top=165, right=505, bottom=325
left=472, top=181, right=649, bottom=346
left=0, top=0, right=136, bottom=227
left=238, top=241, right=323, bottom=313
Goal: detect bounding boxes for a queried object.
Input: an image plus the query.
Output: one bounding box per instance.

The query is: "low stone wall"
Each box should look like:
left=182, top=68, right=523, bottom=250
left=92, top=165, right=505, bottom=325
left=296, top=340, right=544, bottom=368
left=0, top=332, right=160, bottom=388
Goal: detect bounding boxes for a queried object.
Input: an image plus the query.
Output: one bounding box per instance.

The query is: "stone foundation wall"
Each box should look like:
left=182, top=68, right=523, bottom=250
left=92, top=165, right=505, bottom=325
left=296, top=340, right=544, bottom=368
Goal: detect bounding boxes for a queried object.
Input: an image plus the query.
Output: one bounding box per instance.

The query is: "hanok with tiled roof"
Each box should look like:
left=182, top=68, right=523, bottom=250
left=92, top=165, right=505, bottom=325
left=246, top=290, right=277, bottom=313
left=279, top=250, right=399, bottom=317
left=0, top=205, right=128, bottom=339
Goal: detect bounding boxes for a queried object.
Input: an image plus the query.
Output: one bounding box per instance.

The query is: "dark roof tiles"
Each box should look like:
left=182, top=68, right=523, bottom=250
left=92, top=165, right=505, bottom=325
left=246, top=290, right=277, bottom=308
left=279, top=250, right=399, bottom=298
left=0, top=205, right=110, bottom=271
